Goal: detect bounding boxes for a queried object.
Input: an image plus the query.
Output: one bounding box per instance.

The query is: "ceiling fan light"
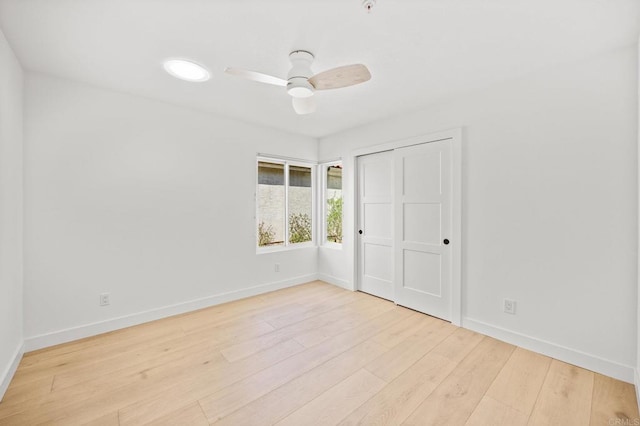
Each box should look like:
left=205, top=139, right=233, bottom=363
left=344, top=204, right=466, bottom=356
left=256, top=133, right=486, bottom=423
left=292, top=97, right=316, bottom=115
left=287, top=86, right=314, bottom=98
left=163, top=59, right=210, bottom=82
left=287, top=77, right=314, bottom=98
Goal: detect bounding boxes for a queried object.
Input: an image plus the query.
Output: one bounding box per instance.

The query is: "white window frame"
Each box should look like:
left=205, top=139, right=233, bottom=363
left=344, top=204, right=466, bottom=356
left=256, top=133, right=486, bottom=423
left=321, top=160, right=343, bottom=249
left=256, top=155, right=316, bottom=253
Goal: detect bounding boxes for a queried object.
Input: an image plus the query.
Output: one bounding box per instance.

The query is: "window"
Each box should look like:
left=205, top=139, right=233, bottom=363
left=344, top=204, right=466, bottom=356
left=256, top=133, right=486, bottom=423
left=288, top=164, right=313, bottom=244
left=257, top=161, right=285, bottom=247
left=322, top=161, right=343, bottom=245
left=257, top=157, right=315, bottom=250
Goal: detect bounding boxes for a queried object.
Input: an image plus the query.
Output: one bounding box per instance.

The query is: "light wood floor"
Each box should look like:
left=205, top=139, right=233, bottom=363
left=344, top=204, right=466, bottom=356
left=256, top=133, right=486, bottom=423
left=0, top=281, right=637, bottom=425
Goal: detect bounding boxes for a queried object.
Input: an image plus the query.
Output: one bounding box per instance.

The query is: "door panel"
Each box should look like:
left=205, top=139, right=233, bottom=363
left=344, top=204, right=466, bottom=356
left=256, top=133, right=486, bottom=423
left=362, top=161, right=392, bottom=198
left=403, top=203, right=441, bottom=244
left=363, top=203, right=392, bottom=239
left=403, top=250, right=441, bottom=296
left=394, top=140, right=452, bottom=320
left=403, top=153, right=441, bottom=199
left=364, top=244, right=393, bottom=282
left=357, top=151, right=393, bottom=300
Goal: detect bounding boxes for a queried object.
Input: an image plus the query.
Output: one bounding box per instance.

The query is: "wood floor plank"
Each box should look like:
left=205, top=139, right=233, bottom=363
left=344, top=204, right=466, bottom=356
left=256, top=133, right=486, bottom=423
left=28, top=296, right=304, bottom=388
left=1, top=339, right=304, bottom=424
left=212, top=311, right=432, bottom=426
left=82, top=410, right=120, bottom=426
left=256, top=282, right=342, bottom=306
left=198, top=306, right=410, bottom=424
left=340, top=327, right=486, bottom=426
left=40, top=290, right=335, bottom=399
left=171, top=282, right=340, bottom=337
left=181, top=301, right=300, bottom=335
left=292, top=299, right=396, bottom=348
left=402, top=337, right=515, bottom=426
left=115, top=339, right=305, bottom=425
left=0, top=347, right=227, bottom=423
left=146, top=402, right=209, bottom=426
left=1, top=285, right=335, bottom=423
left=266, top=290, right=362, bottom=329
left=365, top=323, right=473, bottom=383
left=275, top=369, right=386, bottom=426
left=50, top=318, right=275, bottom=391
left=528, top=359, right=594, bottom=426
left=22, top=313, right=190, bottom=363
left=210, top=339, right=388, bottom=425
left=428, top=327, right=485, bottom=361
left=484, top=347, right=551, bottom=416
left=122, top=307, right=409, bottom=425
left=590, top=373, right=639, bottom=425
left=465, top=395, right=529, bottom=426
left=69, top=345, right=229, bottom=393
left=178, top=282, right=340, bottom=335
left=0, top=376, right=53, bottom=410
left=369, top=311, right=431, bottom=349
left=220, top=296, right=388, bottom=361
left=11, top=324, right=186, bottom=388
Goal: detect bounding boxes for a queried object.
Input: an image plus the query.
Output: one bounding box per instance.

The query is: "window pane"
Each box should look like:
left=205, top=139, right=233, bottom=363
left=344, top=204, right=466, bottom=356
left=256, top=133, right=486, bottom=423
left=326, top=165, right=343, bottom=243
left=257, top=161, right=285, bottom=247
left=289, top=165, right=313, bottom=244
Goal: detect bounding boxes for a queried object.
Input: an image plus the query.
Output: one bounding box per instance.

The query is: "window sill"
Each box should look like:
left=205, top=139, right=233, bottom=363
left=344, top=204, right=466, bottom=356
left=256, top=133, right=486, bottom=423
left=321, top=242, right=343, bottom=250
left=256, top=242, right=317, bottom=254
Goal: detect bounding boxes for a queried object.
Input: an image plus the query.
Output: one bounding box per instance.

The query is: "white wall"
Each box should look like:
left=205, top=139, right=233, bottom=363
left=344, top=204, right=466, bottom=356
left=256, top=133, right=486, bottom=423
left=24, top=73, right=318, bottom=348
left=320, top=45, right=638, bottom=382
left=0, top=28, right=24, bottom=399
left=636, top=38, right=640, bottom=405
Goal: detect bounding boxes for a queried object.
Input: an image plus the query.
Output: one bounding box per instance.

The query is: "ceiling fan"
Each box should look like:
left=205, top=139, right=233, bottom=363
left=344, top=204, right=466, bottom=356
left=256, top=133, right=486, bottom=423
left=225, top=50, right=371, bottom=115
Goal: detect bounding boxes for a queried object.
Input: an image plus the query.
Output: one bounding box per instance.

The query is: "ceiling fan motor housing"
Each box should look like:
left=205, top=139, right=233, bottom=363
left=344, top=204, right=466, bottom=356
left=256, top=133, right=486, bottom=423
left=287, top=50, right=315, bottom=98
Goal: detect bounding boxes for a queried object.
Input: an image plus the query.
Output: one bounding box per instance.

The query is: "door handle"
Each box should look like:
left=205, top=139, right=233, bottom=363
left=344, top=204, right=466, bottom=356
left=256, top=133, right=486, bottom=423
left=358, top=230, right=363, bottom=235
left=443, top=239, right=450, bottom=245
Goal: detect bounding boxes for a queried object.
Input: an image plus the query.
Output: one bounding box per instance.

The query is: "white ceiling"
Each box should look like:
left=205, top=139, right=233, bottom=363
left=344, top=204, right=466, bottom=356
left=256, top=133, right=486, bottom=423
left=0, top=0, right=638, bottom=138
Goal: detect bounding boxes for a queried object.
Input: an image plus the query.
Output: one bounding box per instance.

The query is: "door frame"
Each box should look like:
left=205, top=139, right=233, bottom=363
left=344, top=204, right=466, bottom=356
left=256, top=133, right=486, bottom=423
left=352, top=128, right=462, bottom=326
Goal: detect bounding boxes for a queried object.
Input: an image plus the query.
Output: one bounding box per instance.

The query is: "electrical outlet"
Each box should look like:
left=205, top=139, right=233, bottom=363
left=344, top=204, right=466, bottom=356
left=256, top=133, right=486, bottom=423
left=100, top=293, right=110, bottom=306
left=503, top=299, right=516, bottom=314
left=274, top=263, right=280, bottom=272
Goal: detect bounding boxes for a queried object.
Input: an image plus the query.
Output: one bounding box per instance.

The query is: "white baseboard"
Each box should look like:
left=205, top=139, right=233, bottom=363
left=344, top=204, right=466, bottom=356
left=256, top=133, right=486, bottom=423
left=318, top=273, right=353, bottom=291
left=463, top=318, right=634, bottom=383
left=24, top=274, right=319, bottom=352
left=0, top=342, right=24, bottom=402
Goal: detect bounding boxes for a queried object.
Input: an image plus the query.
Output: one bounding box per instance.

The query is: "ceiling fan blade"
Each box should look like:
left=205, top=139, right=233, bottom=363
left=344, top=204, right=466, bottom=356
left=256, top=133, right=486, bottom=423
left=224, top=67, right=287, bottom=87
left=292, top=97, right=316, bottom=115
left=308, top=64, right=371, bottom=91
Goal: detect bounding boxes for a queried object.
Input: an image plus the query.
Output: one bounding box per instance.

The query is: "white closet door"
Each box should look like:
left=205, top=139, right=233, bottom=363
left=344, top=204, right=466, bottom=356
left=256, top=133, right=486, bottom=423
left=393, top=140, right=452, bottom=320
left=357, top=151, right=394, bottom=300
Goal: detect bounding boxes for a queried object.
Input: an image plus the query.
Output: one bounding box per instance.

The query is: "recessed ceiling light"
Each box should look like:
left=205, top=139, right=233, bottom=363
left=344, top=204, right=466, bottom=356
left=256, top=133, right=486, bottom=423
left=163, top=59, right=210, bottom=82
